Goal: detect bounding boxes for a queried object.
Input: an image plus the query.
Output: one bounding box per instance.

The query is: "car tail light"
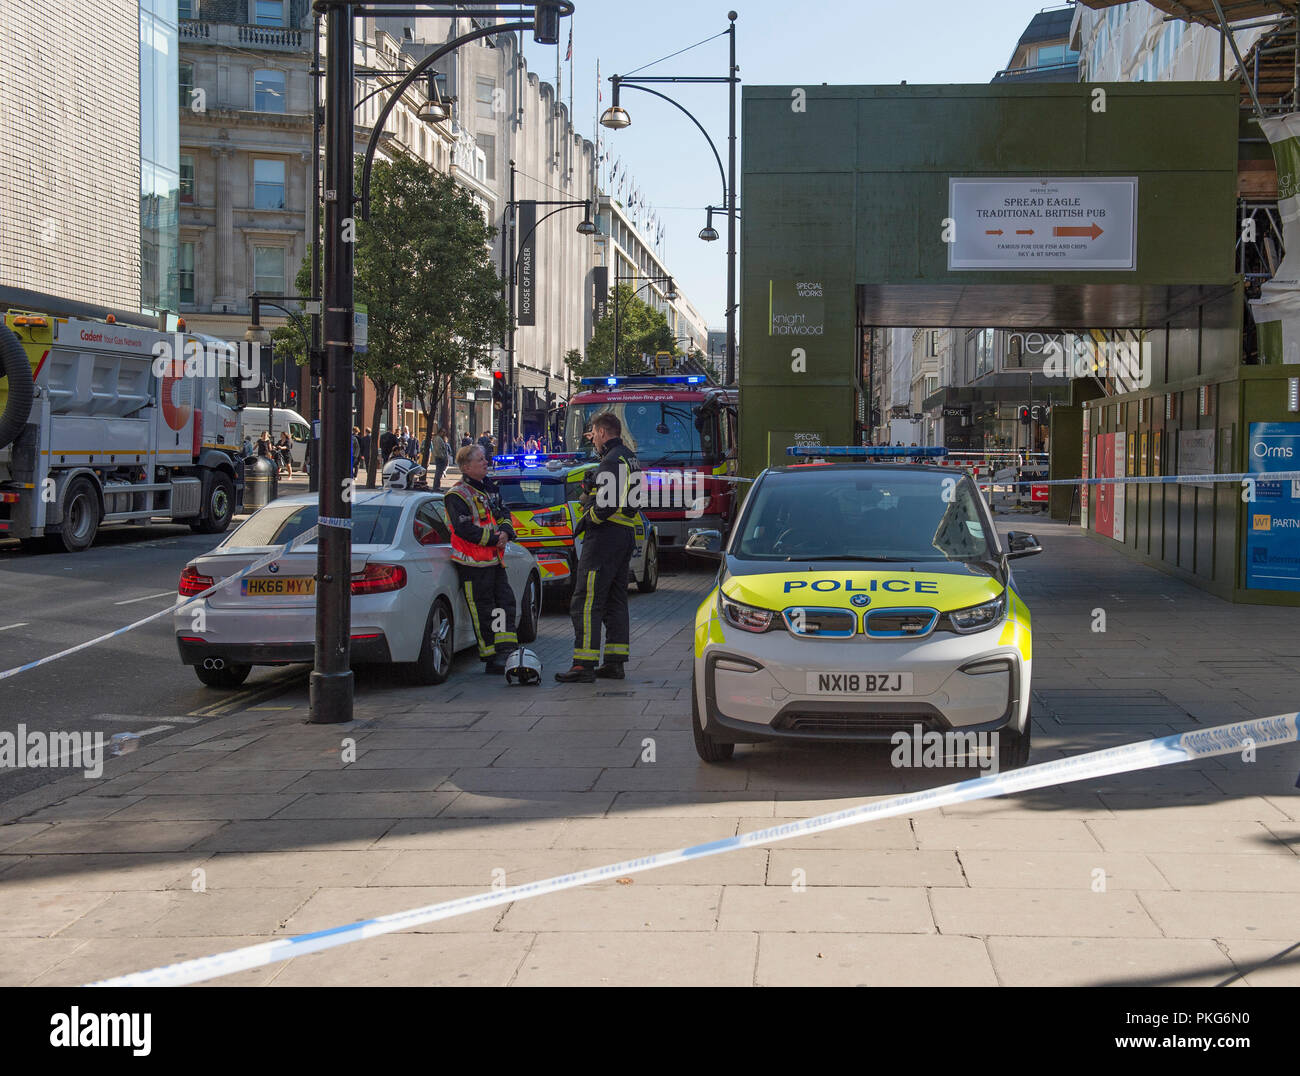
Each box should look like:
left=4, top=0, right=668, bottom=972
left=179, top=566, right=214, bottom=597
left=351, top=563, right=407, bottom=595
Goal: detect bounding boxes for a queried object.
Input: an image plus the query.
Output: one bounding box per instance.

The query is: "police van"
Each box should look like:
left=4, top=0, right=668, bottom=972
left=490, top=452, right=659, bottom=603
left=684, top=446, right=1042, bottom=766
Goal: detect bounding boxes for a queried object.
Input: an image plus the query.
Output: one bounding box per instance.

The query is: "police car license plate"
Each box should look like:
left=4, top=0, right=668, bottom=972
left=806, top=672, right=912, bottom=695
left=242, top=576, right=315, bottom=596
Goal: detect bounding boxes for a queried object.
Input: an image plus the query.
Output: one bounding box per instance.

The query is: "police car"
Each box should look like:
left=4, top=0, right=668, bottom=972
left=685, top=447, right=1041, bottom=766
left=490, top=452, right=659, bottom=603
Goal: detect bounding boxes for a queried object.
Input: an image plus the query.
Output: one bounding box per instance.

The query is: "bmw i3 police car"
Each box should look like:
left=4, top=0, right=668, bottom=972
left=685, top=446, right=1042, bottom=766
left=490, top=452, right=659, bottom=602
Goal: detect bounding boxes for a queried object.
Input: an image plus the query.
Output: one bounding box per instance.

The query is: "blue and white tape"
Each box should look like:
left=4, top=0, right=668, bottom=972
left=88, top=711, right=1298, bottom=987
left=317, top=515, right=353, bottom=530
left=0, top=526, right=319, bottom=682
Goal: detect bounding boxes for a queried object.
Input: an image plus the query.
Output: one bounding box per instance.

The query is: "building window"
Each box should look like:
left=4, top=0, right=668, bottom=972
left=476, top=132, right=495, bottom=180
left=476, top=77, right=496, bottom=119
left=253, top=158, right=286, bottom=209
left=179, top=61, right=194, bottom=109
left=179, top=242, right=195, bottom=304
left=254, top=0, right=285, bottom=26
left=179, top=0, right=196, bottom=17
left=254, top=69, right=285, bottom=112
left=179, top=154, right=195, bottom=203
left=254, top=246, right=285, bottom=295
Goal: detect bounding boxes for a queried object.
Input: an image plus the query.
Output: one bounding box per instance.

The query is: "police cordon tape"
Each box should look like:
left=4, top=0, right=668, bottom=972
left=0, top=525, right=319, bottom=682
left=983, top=470, right=1300, bottom=489
left=90, top=711, right=1298, bottom=987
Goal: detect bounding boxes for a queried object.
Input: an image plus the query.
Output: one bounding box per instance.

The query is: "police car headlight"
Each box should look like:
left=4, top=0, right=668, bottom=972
left=720, top=593, right=776, bottom=633
left=943, top=593, right=1006, bottom=635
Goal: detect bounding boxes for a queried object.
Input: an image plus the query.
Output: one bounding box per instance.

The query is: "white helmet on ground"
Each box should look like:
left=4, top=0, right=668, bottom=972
left=383, top=456, right=426, bottom=489
left=504, top=648, right=543, bottom=686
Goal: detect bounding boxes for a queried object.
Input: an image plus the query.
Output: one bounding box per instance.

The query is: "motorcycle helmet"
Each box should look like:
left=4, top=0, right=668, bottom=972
left=504, top=647, right=543, bottom=686
left=383, top=456, right=427, bottom=490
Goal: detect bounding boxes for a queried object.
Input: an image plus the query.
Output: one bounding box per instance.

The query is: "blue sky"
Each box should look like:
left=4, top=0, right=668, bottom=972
left=519, top=0, right=1068, bottom=330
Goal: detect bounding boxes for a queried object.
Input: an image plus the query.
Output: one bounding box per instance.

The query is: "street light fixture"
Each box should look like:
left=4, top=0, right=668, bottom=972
left=601, top=13, right=738, bottom=385
left=612, top=271, right=677, bottom=376
left=418, top=70, right=454, bottom=123
left=698, top=205, right=720, bottom=243
left=312, top=1, right=574, bottom=727
left=501, top=160, right=597, bottom=444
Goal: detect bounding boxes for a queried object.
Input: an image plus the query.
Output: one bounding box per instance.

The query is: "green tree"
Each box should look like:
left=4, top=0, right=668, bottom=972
left=292, top=155, right=508, bottom=484
left=572, top=284, right=678, bottom=379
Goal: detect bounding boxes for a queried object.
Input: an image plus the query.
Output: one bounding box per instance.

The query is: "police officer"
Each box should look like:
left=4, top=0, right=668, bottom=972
left=444, top=443, right=518, bottom=674
left=555, top=412, right=640, bottom=683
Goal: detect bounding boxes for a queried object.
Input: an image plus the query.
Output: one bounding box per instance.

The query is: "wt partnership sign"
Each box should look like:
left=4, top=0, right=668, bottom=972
left=517, top=200, right=536, bottom=326
left=948, top=177, right=1137, bottom=271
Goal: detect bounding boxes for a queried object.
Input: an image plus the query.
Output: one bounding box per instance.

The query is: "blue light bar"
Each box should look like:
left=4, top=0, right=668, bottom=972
left=785, top=446, right=949, bottom=458
left=492, top=452, right=586, bottom=468
left=578, top=375, right=706, bottom=388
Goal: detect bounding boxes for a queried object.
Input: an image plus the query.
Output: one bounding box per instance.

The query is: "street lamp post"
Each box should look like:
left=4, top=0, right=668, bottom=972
left=502, top=159, right=595, bottom=445
left=309, top=1, right=572, bottom=726
left=611, top=271, right=676, bottom=375
left=600, top=13, right=739, bottom=385
left=247, top=293, right=318, bottom=445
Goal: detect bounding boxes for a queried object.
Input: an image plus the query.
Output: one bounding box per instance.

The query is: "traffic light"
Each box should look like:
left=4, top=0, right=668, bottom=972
left=492, top=370, right=506, bottom=409
left=1018, top=405, right=1031, bottom=425
left=288, top=389, right=297, bottom=408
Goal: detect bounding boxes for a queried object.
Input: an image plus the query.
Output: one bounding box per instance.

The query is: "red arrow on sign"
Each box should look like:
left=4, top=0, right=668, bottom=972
left=1053, top=221, right=1104, bottom=240
left=1015, top=229, right=1034, bottom=235
left=985, top=229, right=1003, bottom=235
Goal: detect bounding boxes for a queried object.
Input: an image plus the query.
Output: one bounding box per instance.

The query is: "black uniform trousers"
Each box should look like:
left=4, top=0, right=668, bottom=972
left=454, top=562, right=518, bottom=660
left=569, top=523, right=635, bottom=666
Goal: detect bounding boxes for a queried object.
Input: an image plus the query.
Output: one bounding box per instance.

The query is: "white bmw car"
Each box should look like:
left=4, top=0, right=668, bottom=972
left=174, top=490, right=541, bottom=688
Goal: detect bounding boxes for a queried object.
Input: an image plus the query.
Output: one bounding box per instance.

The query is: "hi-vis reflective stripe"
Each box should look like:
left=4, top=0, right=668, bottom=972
left=90, top=712, right=1299, bottom=986
left=462, top=581, right=492, bottom=657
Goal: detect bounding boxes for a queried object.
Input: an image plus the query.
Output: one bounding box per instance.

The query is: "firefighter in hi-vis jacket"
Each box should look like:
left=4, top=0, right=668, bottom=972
left=555, top=412, right=641, bottom=683
left=444, top=443, right=518, bottom=674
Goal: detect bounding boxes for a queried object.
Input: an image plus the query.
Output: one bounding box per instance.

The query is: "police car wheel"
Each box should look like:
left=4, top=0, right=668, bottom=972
left=637, top=538, right=659, bottom=593
left=997, top=717, right=1032, bottom=770
left=517, top=574, right=541, bottom=645
left=691, top=669, right=734, bottom=763
left=412, top=598, right=455, bottom=685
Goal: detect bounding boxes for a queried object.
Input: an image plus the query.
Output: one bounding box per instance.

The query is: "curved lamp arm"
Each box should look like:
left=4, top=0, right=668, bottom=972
left=615, top=81, right=726, bottom=204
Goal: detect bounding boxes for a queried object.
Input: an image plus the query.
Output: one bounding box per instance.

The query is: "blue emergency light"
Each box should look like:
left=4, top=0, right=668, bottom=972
left=579, top=374, right=706, bottom=388
left=785, top=446, right=949, bottom=458
left=492, top=451, right=586, bottom=468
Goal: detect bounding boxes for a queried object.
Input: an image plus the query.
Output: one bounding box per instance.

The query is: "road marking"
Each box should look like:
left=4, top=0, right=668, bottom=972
left=88, top=714, right=202, bottom=724
left=0, top=623, right=28, bottom=632
left=114, top=590, right=177, bottom=606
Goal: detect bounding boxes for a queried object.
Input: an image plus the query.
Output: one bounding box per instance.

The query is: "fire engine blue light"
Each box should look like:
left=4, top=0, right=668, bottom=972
left=784, top=446, right=949, bottom=458
left=606, top=377, right=618, bottom=386
left=579, top=375, right=708, bottom=388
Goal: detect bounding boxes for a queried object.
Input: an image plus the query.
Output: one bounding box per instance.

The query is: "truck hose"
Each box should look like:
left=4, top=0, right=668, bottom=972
left=0, top=323, right=35, bottom=451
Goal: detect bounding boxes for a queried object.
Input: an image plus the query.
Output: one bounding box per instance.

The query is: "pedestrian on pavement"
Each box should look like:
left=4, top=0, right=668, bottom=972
left=461, top=434, right=472, bottom=448
left=555, top=412, right=640, bottom=683
left=379, top=427, right=398, bottom=464
left=526, top=435, right=539, bottom=454
left=276, top=430, right=294, bottom=475
left=351, top=426, right=362, bottom=478
left=444, top=444, right=519, bottom=674
left=241, top=434, right=253, bottom=458
left=477, top=432, right=494, bottom=460
left=430, top=424, right=450, bottom=491
left=404, top=426, right=419, bottom=460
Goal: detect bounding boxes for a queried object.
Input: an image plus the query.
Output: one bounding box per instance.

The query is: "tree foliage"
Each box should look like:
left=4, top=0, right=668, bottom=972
left=570, top=284, right=678, bottom=380
left=293, top=154, right=507, bottom=482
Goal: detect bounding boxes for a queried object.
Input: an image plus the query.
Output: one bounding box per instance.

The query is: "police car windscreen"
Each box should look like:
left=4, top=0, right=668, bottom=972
left=564, top=401, right=713, bottom=463
left=494, top=477, right=568, bottom=509
left=736, top=470, right=994, bottom=562
left=225, top=503, right=404, bottom=547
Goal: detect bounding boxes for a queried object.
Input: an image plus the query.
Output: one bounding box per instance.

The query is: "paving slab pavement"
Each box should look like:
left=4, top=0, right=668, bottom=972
left=0, top=519, right=1297, bottom=986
